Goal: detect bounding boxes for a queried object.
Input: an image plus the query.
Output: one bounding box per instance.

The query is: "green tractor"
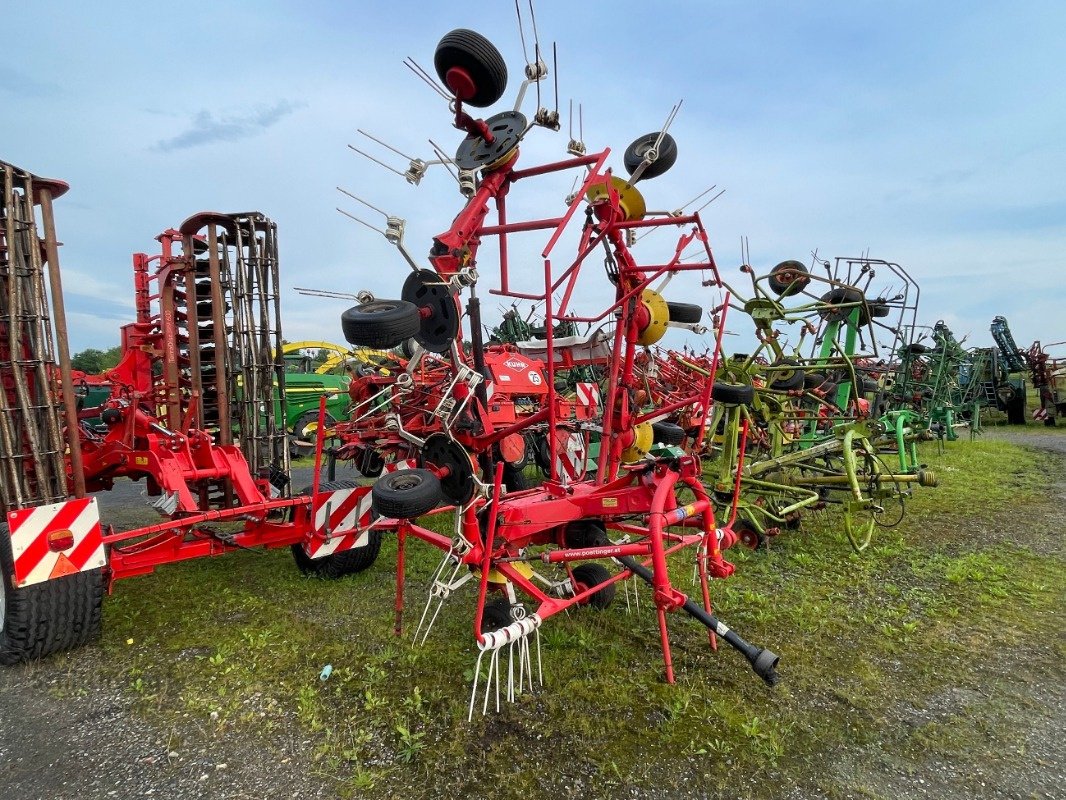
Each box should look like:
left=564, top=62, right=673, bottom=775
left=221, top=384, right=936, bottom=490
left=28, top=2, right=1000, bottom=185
left=281, top=352, right=351, bottom=454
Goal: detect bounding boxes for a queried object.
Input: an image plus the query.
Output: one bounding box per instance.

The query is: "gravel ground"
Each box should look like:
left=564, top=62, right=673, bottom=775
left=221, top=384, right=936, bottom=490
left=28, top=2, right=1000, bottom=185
left=825, top=425, right=1066, bottom=800
left=1, top=463, right=363, bottom=800
left=2, top=435, right=1064, bottom=800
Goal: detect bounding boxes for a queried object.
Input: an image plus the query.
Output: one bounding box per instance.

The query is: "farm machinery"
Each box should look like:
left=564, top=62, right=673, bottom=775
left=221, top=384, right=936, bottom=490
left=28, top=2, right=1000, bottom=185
left=333, top=26, right=781, bottom=711
left=890, top=320, right=974, bottom=440
left=691, top=255, right=939, bottom=551
left=1, top=161, right=383, bottom=663
left=992, top=315, right=1063, bottom=425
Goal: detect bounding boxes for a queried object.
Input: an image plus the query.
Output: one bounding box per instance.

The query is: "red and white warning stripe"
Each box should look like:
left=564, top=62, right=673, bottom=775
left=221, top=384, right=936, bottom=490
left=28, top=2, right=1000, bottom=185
left=6, top=498, right=106, bottom=588
left=575, top=382, right=600, bottom=414
left=554, top=429, right=588, bottom=484
left=304, top=485, right=375, bottom=559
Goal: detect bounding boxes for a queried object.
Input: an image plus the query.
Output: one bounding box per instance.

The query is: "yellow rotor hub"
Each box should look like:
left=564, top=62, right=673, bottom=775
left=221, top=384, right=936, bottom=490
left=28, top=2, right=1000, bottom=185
left=585, top=176, right=647, bottom=222
left=621, top=421, right=654, bottom=463
left=636, top=288, right=670, bottom=346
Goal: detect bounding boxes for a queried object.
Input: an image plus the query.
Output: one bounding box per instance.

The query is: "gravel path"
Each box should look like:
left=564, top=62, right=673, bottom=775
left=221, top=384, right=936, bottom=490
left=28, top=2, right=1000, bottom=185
left=1, top=464, right=363, bottom=800
left=825, top=425, right=1066, bottom=800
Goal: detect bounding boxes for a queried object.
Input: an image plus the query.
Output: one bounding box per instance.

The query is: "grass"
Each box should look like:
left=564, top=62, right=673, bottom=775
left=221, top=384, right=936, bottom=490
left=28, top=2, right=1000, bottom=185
left=71, top=432, right=1065, bottom=799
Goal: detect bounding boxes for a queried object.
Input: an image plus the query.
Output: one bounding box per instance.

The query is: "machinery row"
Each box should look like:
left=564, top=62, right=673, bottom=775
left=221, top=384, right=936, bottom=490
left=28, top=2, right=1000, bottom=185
left=2, top=23, right=1061, bottom=714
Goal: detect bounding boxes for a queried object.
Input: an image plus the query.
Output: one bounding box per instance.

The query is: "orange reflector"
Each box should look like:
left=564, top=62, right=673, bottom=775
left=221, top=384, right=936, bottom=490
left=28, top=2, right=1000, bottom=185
left=49, top=553, right=79, bottom=579
left=47, top=529, right=76, bottom=552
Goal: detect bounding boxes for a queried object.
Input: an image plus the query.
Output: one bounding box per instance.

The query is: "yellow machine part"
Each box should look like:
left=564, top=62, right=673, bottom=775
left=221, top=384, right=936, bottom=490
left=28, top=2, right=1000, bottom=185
left=636, top=288, right=669, bottom=346
left=281, top=340, right=392, bottom=375
left=483, top=562, right=534, bottom=585
left=621, top=421, right=654, bottom=462
left=585, top=175, right=647, bottom=222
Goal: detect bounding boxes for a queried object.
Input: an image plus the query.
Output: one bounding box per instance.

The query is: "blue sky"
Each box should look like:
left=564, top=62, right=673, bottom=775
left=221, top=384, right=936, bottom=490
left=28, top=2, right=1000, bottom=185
left=4, top=1, right=1063, bottom=355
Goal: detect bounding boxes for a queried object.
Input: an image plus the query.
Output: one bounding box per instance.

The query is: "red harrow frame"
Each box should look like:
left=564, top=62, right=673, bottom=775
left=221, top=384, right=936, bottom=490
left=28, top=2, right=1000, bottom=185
left=1, top=163, right=381, bottom=662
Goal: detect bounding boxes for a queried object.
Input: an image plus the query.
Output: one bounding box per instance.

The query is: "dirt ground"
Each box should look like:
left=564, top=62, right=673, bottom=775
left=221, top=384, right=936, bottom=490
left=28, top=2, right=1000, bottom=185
left=1, top=432, right=1063, bottom=800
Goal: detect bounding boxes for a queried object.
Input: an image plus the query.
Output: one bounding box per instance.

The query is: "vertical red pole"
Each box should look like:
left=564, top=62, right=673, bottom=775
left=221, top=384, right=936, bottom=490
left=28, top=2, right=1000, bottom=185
left=473, top=461, right=505, bottom=642
left=543, top=259, right=558, bottom=481
left=657, top=608, right=675, bottom=684
left=311, top=394, right=327, bottom=496
left=394, top=522, right=407, bottom=636
left=496, top=191, right=509, bottom=294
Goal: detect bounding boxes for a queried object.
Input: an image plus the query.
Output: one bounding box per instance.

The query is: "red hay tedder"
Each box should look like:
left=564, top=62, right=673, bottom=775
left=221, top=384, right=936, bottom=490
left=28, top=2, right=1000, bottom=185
left=330, top=26, right=779, bottom=713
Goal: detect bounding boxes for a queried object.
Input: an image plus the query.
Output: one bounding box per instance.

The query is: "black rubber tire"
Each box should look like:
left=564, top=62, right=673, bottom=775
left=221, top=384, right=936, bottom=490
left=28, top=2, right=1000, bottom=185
left=666, top=301, right=702, bottom=324
left=767, top=260, right=810, bottom=297
left=402, top=269, right=460, bottom=354
left=480, top=595, right=513, bottom=634
left=1006, top=393, right=1027, bottom=425
left=651, top=421, right=686, bottom=446
left=562, top=520, right=610, bottom=548
left=903, top=343, right=929, bottom=355
left=571, top=563, right=616, bottom=609
left=433, top=29, right=508, bottom=108
left=734, top=521, right=766, bottom=551
left=341, top=300, right=420, bottom=350
left=818, top=287, right=869, bottom=325
left=290, top=482, right=383, bottom=578
left=502, top=463, right=528, bottom=492
left=531, top=432, right=551, bottom=474
left=711, top=381, right=755, bottom=406
left=870, top=301, right=891, bottom=318
left=291, top=410, right=336, bottom=440
left=860, top=378, right=880, bottom=394
left=769, top=359, right=805, bottom=391
left=803, top=371, right=828, bottom=390
left=371, top=469, right=443, bottom=519
left=356, top=447, right=385, bottom=479
left=623, top=132, right=678, bottom=180
left=1, top=523, right=104, bottom=665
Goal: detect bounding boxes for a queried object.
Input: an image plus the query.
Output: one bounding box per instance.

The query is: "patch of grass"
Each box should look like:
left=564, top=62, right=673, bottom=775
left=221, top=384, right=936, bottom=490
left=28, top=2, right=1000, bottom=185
left=91, top=435, right=1066, bottom=799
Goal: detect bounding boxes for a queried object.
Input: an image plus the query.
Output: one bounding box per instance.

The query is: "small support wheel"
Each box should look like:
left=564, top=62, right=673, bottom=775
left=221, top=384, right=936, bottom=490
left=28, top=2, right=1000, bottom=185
left=711, top=381, right=755, bottom=406
left=804, top=371, right=829, bottom=390
left=571, top=563, right=616, bottom=609
left=355, top=447, right=385, bottom=478
left=767, top=260, right=810, bottom=297
left=561, top=519, right=610, bottom=548
left=666, top=301, right=703, bottom=324
left=341, top=300, right=421, bottom=349
left=401, top=269, right=460, bottom=353
left=818, top=287, right=870, bottom=325
left=290, top=481, right=383, bottom=578
left=734, top=522, right=767, bottom=551
left=480, top=595, right=514, bottom=634
left=291, top=410, right=336, bottom=442
left=421, top=434, right=475, bottom=506
left=768, top=359, right=805, bottom=391
left=623, top=132, right=678, bottom=180
left=651, top=421, right=686, bottom=446
left=371, top=469, right=443, bottom=519
left=434, top=28, right=508, bottom=108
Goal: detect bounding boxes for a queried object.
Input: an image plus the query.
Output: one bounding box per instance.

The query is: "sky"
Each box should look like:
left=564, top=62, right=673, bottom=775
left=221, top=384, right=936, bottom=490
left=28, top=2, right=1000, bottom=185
left=3, top=0, right=1064, bottom=357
